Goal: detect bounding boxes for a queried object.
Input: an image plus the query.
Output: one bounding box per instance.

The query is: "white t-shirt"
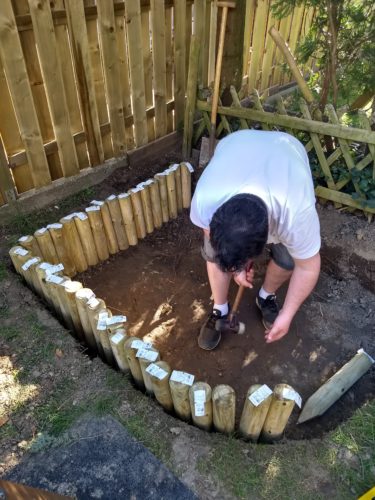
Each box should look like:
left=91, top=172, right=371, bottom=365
left=190, top=130, right=321, bottom=260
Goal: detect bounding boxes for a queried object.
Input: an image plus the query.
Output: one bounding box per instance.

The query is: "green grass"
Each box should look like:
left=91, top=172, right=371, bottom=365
left=0, top=326, right=21, bottom=341
left=0, top=262, right=8, bottom=281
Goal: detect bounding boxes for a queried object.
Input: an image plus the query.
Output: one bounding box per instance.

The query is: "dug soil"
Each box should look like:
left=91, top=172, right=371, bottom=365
left=77, top=211, right=375, bottom=440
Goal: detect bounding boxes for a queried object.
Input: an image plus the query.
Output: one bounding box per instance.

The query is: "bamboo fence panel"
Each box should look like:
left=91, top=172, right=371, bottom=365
left=174, top=0, right=187, bottom=130
left=247, top=0, right=270, bottom=92
left=193, top=0, right=206, bottom=85
left=282, top=5, right=305, bottom=86
left=142, top=10, right=156, bottom=142
left=272, top=12, right=293, bottom=85
left=259, top=9, right=278, bottom=91
left=242, top=0, right=256, bottom=81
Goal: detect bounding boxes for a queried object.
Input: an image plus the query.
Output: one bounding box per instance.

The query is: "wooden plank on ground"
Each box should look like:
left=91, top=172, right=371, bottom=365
left=142, top=10, right=156, bottom=142
left=125, top=0, right=148, bottom=146
left=29, top=0, right=79, bottom=177
left=165, top=6, right=174, bottom=132
left=0, top=0, right=51, bottom=188
left=174, top=0, right=187, bottom=130
left=247, top=0, right=269, bottom=92
left=65, top=0, right=104, bottom=166
left=151, top=0, right=168, bottom=139
left=96, top=0, right=126, bottom=155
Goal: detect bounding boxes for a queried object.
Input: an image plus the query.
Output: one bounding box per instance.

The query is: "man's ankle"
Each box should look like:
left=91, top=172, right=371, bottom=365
left=258, top=286, right=275, bottom=300
left=213, top=302, right=229, bottom=316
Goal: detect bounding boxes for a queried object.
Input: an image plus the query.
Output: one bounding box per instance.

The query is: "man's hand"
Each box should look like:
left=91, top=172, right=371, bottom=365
left=265, top=310, right=292, bottom=343
left=233, top=263, right=254, bottom=288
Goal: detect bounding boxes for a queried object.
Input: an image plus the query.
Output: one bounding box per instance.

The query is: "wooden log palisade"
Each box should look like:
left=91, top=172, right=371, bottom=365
left=11, top=162, right=366, bottom=441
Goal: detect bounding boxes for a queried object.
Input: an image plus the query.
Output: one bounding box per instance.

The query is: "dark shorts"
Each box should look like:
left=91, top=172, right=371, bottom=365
left=201, top=235, right=295, bottom=271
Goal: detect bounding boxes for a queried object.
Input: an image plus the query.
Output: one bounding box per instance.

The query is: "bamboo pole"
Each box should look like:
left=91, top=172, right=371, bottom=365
left=180, top=162, right=194, bottom=208
left=165, top=168, right=178, bottom=219
left=86, top=297, right=107, bottom=355
left=148, top=361, right=174, bottom=411
left=154, top=173, right=169, bottom=223
left=298, top=349, right=374, bottom=424
left=95, top=309, right=116, bottom=366
left=106, top=195, right=129, bottom=251
left=138, top=182, right=154, bottom=234
left=85, top=206, right=110, bottom=261
left=169, top=370, right=195, bottom=421
left=124, top=337, right=148, bottom=389
left=118, top=193, right=138, bottom=246
left=18, top=235, right=41, bottom=257
left=91, top=201, right=119, bottom=255
left=261, top=384, right=298, bottom=442
left=48, top=223, right=76, bottom=277
left=34, top=228, right=59, bottom=265
left=137, top=346, right=160, bottom=395
left=74, top=212, right=99, bottom=267
left=130, top=187, right=147, bottom=239
left=62, top=280, right=84, bottom=339
left=239, top=384, right=273, bottom=441
left=110, top=329, right=130, bottom=373
left=60, top=216, right=88, bottom=272
left=75, top=288, right=97, bottom=350
left=212, top=384, right=236, bottom=434
left=148, top=179, right=163, bottom=228
left=189, top=382, right=213, bottom=431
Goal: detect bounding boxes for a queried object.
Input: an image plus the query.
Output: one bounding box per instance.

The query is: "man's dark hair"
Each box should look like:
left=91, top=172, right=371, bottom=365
left=209, top=194, right=268, bottom=272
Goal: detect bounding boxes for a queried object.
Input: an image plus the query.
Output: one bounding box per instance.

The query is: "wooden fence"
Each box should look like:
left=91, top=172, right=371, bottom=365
left=0, top=0, right=314, bottom=209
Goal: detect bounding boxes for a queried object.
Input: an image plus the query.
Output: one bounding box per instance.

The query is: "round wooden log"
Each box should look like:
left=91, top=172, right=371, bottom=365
left=91, top=200, right=119, bottom=254
left=86, top=297, right=106, bottom=354
left=85, top=206, right=109, bottom=261
left=169, top=370, right=195, bottom=421
left=173, top=164, right=183, bottom=211
left=118, top=193, right=138, bottom=246
left=165, top=168, right=178, bottom=219
left=21, top=256, right=42, bottom=295
left=74, top=212, right=99, bottom=267
left=123, top=337, right=146, bottom=389
left=75, top=288, right=97, bottom=350
left=9, top=246, right=30, bottom=276
left=53, top=275, right=76, bottom=331
left=34, top=228, right=59, bottom=264
left=261, top=384, right=296, bottom=442
left=18, top=235, right=41, bottom=257
left=62, top=280, right=84, bottom=339
left=110, top=328, right=130, bottom=373
left=60, top=216, right=88, bottom=273
left=137, top=346, right=160, bottom=395
left=181, top=162, right=194, bottom=208
left=149, top=361, right=173, bottom=411
left=189, top=382, right=213, bottom=431
left=95, top=309, right=116, bottom=365
left=148, top=179, right=163, bottom=228
left=35, top=263, right=63, bottom=314
left=48, top=223, right=76, bottom=277
left=139, top=182, right=154, bottom=234
left=130, top=187, right=147, bottom=239
left=32, top=262, right=50, bottom=303
left=239, top=384, right=273, bottom=442
left=106, top=195, right=129, bottom=251
left=154, top=173, right=169, bottom=223
left=212, top=384, right=236, bottom=434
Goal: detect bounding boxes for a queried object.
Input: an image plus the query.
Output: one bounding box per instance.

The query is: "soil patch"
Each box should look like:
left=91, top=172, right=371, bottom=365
left=77, top=211, right=375, bottom=440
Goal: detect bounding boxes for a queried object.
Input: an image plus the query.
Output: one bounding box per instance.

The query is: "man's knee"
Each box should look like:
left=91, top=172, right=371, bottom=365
left=201, top=234, right=217, bottom=263
left=270, top=244, right=295, bottom=271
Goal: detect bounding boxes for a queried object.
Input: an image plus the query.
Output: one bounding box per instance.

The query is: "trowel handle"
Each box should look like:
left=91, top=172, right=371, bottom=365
left=231, top=285, right=246, bottom=315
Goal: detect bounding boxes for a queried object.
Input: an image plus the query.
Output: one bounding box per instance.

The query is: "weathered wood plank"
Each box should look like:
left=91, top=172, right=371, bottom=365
left=208, top=0, right=218, bottom=87
left=247, top=0, right=269, bottom=92
left=174, top=0, right=187, bottom=130
left=183, top=35, right=200, bottom=158
left=165, top=6, right=174, bottom=132
left=242, top=0, right=256, bottom=79
left=142, top=10, right=156, bottom=142
left=0, top=136, right=17, bottom=204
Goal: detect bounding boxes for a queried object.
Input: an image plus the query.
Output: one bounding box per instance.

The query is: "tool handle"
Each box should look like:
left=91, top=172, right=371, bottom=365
left=231, top=285, right=245, bottom=315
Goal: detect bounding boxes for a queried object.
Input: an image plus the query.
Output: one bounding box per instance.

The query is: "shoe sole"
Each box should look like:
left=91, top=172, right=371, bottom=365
left=198, top=331, right=222, bottom=351
left=255, top=297, right=274, bottom=330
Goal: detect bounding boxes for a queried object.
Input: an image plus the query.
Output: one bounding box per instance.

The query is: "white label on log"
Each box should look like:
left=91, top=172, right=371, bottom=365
left=131, top=186, right=142, bottom=193
left=97, top=319, right=107, bottom=331
left=249, top=385, right=273, bottom=407
left=86, top=206, right=100, bottom=212
left=170, top=371, right=194, bottom=386
left=183, top=162, right=194, bottom=173
left=357, top=348, right=375, bottom=363
left=136, top=348, right=158, bottom=362
left=39, top=263, right=52, bottom=270
left=106, top=315, right=127, bottom=325
left=18, top=236, right=29, bottom=242
left=168, top=163, right=179, bottom=172
left=282, top=388, right=302, bottom=408
left=22, top=257, right=39, bottom=271
left=75, top=212, right=87, bottom=221
left=46, top=274, right=64, bottom=284
left=47, top=223, right=63, bottom=229
left=14, top=248, right=29, bottom=256
left=45, top=263, right=64, bottom=276
left=91, top=200, right=104, bottom=206
left=118, top=193, right=129, bottom=199
left=146, top=363, right=168, bottom=380
left=143, top=179, right=153, bottom=186
left=111, top=332, right=125, bottom=345
left=107, top=194, right=117, bottom=201
left=194, top=402, right=205, bottom=417
left=87, top=297, right=100, bottom=308
left=64, top=213, right=78, bottom=220
left=37, top=227, right=47, bottom=234
left=194, top=390, right=206, bottom=404
left=131, top=339, right=152, bottom=350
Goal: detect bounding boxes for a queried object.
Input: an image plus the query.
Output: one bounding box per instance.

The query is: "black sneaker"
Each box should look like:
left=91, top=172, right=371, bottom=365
left=256, top=294, right=279, bottom=329
left=198, top=309, right=227, bottom=350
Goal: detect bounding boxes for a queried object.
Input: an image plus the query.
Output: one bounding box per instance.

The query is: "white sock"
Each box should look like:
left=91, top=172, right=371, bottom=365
left=259, top=286, right=274, bottom=300
left=213, top=302, right=229, bottom=316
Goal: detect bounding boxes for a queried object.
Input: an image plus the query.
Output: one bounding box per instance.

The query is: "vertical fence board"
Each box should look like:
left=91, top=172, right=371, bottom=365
left=29, top=0, right=80, bottom=177
left=173, top=0, right=186, bottom=130
left=247, top=0, right=269, bottom=92
left=125, top=0, right=148, bottom=147
left=284, top=4, right=305, bottom=85
left=242, top=0, right=256, bottom=81
left=0, top=0, right=51, bottom=188
left=0, top=136, right=17, bottom=204
left=194, top=0, right=205, bottom=85
left=272, top=12, right=293, bottom=86
left=97, top=0, right=126, bottom=155
left=186, top=2, right=193, bottom=76
left=151, top=0, right=168, bottom=139
left=165, top=6, right=174, bottom=133
left=260, top=7, right=277, bottom=91
left=142, top=10, right=156, bottom=142
left=65, top=0, right=104, bottom=166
